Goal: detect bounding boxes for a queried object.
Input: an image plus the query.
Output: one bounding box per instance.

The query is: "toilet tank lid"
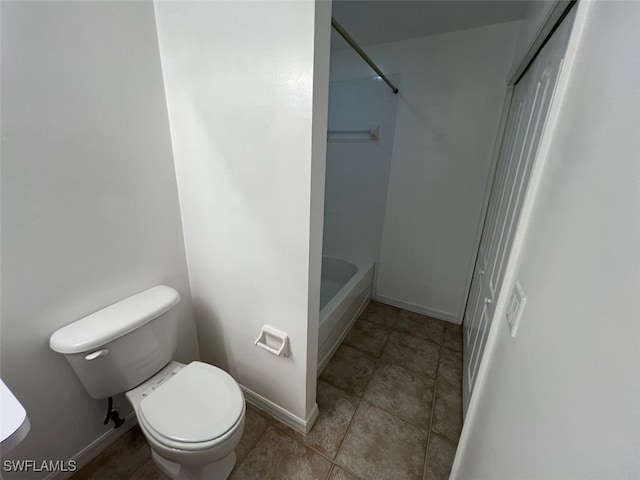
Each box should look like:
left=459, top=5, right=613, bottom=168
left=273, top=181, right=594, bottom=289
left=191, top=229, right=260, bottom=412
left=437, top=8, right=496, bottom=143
left=49, top=286, right=180, bottom=354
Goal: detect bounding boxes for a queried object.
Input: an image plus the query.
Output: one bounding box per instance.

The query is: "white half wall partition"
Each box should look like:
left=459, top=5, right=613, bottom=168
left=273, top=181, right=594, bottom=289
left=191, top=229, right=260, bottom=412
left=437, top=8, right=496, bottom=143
left=331, top=21, right=520, bottom=323
left=154, top=1, right=331, bottom=432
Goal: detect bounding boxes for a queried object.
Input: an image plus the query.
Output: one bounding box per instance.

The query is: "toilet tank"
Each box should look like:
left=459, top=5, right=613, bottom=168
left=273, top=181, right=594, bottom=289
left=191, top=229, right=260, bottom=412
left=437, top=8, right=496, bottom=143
left=50, top=286, right=180, bottom=399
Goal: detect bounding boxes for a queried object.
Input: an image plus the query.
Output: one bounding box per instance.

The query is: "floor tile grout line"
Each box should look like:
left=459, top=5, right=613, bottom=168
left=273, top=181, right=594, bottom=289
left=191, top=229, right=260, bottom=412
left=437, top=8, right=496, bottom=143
left=79, top=302, right=462, bottom=480
left=327, top=307, right=442, bottom=480
left=318, top=376, right=365, bottom=399
left=127, top=458, right=152, bottom=480
left=199, top=306, right=456, bottom=479
left=358, top=332, right=444, bottom=385
left=273, top=423, right=335, bottom=464
left=328, top=308, right=461, bottom=479
left=341, top=319, right=393, bottom=360
left=264, top=401, right=365, bottom=480
left=321, top=308, right=447, bottom=440
left=229, top=419, right=272, bottom=476
left=423, top=325, right=446, bottom=480
left=332, top=455, right=368, bottom=480
left=325, top=308, right=399, bottom=479
left=320, top=368, right=433, bottom=436
left=344, top=312, right=448, bottom=359
left=332, top=399, right=431, bottom=480
left=252, top=419, right=345, bottom=479
left=359, top=395, right=433, bottom=434
left=352, top=310, right=397, bottom=397
left=271, top=420, right=337, bottom=463
left=370, top=356, right=439, bottom=384
left=330, top=401, right=385, bottom=480
left=329, top=384, right=365, bottom=472
left=358, top=349, right=437, bottom=433
left=247, top=402, right=368, bottom=480
left=322, top=309, right=398, bottom=397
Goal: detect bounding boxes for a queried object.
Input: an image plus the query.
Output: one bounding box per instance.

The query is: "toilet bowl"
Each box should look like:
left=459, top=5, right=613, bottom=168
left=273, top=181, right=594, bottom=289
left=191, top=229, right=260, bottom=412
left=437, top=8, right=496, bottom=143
left=126, top=361, right=245, bottom=479
left=49, top=286, right=245, bottom=480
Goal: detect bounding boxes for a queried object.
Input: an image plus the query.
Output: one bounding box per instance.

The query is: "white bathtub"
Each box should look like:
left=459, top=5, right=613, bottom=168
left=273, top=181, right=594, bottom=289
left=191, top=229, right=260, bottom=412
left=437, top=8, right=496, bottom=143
left=318, top=256, right=373, bottom=374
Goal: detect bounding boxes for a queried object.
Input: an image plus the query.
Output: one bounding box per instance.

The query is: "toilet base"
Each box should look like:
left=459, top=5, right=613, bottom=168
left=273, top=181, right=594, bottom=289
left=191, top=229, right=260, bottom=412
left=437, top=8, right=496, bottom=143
left=151, top=449, right=237, bottom=480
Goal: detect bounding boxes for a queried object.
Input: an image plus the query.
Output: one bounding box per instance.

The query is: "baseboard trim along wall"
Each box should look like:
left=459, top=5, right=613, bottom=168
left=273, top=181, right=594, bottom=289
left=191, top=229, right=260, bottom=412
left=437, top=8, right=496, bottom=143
left=46, top=411, right=138, bottom=480
left=241, top=385, right=319, bottom=435
left=47, top=388, right=319, bottom=479
left=373, top=294, right=460, bottom=324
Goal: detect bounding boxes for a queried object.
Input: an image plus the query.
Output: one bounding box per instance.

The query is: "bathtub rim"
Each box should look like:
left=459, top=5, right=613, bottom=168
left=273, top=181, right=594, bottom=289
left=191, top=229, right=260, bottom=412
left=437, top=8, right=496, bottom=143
left=318, top=256, right=374, bottom=375
left=319, top=256, right=373, bottom=325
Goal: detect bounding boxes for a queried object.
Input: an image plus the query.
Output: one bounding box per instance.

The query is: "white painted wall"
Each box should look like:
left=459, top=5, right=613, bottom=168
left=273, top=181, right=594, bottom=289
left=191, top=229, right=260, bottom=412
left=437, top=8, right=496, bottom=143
left=154, top=0, right=330, bottom=429
left=323, top=75, right=399, bottom=264
left=0, top=1, right=198, bottom=476
left=331, top=21, right=520, bottom=323
left=453, top=2, right=640, bottom=477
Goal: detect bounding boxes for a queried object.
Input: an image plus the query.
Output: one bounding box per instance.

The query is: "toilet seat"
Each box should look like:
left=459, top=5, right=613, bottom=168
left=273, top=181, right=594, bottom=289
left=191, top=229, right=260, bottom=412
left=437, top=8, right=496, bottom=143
left=138, top=361, right=244, bottom=451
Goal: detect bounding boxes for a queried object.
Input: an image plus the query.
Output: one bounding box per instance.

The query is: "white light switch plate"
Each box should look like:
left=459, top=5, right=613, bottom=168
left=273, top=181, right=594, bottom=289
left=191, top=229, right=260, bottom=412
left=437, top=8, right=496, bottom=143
left=506, top=281, right=527, bottom=337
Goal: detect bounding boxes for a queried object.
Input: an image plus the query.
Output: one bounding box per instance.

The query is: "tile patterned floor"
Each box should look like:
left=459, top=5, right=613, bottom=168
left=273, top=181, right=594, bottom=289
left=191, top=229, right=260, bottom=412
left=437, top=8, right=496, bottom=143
left=72, top=301, right=463, bottom=480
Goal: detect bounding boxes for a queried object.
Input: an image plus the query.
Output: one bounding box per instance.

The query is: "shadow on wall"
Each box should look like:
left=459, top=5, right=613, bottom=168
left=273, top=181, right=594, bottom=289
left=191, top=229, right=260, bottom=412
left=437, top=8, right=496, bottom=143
left=192, top=302, right=233, bottom=373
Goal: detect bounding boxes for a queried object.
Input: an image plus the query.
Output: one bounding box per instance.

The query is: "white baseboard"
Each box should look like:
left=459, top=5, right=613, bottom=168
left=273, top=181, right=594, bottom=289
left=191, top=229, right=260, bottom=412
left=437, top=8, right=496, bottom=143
left=45, top=412, right=138, bottom=480
left=46, top=386, right=318, bottom=479
left=240, top=385, right=319, bottom=435
left=373, top=294, right=460, bottom=324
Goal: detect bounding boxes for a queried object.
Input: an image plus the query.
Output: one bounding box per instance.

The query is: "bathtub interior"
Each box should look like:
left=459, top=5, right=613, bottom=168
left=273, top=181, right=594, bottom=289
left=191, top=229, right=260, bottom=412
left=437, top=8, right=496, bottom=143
left=320, top=257, right=358, bottom=310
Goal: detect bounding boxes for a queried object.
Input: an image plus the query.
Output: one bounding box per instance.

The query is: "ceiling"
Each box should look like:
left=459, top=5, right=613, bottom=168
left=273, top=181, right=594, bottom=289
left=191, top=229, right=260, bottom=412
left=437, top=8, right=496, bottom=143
left=331, top=1, right=531, bottom=50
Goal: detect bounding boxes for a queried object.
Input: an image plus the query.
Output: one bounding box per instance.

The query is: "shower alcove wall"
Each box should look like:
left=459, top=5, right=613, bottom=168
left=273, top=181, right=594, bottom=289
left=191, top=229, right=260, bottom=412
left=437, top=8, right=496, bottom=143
left=318, top=75, right=400, bottom=370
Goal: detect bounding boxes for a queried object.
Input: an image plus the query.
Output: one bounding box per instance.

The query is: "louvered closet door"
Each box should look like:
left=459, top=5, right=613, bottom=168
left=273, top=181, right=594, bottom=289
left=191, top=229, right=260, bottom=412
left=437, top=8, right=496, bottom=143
left=462, top=9, right=574, bottom=412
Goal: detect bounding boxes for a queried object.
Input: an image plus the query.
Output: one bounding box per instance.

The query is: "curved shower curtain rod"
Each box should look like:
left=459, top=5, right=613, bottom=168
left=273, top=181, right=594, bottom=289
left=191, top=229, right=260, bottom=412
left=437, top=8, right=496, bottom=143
left=331, top=16, right=399, bottom=94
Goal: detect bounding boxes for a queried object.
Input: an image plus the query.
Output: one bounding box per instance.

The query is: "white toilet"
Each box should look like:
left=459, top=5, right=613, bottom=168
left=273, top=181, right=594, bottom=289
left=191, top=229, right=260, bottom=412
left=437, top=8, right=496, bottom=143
left=49, top=285, right=245, bottom=480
